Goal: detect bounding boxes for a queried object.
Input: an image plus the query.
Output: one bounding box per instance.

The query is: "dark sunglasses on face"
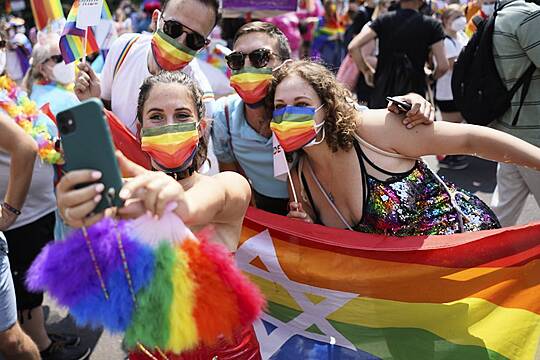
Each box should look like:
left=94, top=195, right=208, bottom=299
left=46, top=55, right=64, bottom=64
left=225, top=48, right=280, bottom=71
left=161, top=17, right=210, bottom=51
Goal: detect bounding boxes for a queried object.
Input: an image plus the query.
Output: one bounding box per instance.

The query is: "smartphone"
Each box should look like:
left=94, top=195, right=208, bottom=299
left=386, top=96, right=412, bottom=112
left=57, top=99, right=124, bottom=214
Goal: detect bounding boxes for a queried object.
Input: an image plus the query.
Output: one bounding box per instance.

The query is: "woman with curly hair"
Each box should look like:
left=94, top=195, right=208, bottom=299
left=271, top=60, right=540, bottom=236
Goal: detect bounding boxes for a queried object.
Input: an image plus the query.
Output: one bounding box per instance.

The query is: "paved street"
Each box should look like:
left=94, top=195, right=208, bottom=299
left=40, top=156, right=539, bottom=360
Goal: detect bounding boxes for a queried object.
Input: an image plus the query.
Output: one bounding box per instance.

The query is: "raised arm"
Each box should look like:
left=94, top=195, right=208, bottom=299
left=348, top=26, right=378, bottom=78
left=0, top=113, right=38, bottom=229
left=360, top=109, right=540, bottom=170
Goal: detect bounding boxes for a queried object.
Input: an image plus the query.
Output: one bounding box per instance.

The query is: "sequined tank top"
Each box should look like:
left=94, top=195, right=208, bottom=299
left=300, top=139, right=500, bottom=236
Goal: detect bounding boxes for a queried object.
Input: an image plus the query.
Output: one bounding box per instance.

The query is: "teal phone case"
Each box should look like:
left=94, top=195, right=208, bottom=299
left=57, top=99, right=124, bottom=213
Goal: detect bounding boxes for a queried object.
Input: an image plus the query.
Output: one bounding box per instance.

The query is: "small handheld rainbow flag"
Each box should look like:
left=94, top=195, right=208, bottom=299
left=59, top=0, right=100, bottom=64
left=30, top=0, right=64, bottom=30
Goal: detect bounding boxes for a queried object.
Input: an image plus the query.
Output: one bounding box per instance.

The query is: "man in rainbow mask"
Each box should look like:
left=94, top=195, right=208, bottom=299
left=74, top=0, right=217, bottom=137
left=212, top=21, right=436, bottom=216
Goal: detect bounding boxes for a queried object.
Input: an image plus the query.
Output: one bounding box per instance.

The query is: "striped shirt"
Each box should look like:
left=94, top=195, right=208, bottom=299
left=493, top=0, right=540, bottom=147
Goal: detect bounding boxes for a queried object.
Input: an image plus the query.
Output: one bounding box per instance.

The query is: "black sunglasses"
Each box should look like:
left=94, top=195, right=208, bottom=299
left=225, top=48, right=280, bottom=71
left=0, top=40, right=6, bottom=50
left=46, top=55, right=64, bottom=64
left=162, top=17, right=210, bottom=51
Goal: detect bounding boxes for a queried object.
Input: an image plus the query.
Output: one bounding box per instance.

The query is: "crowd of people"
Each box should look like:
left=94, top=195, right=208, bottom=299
left=0, top=0, right=539, bottom=358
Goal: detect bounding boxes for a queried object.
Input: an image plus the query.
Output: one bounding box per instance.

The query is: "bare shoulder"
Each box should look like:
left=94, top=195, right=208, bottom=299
left=212, top=171, right=251, bottom=199
left=213, top=171, right=250, bottom=187
left=210, top=171, right=251, bottom=230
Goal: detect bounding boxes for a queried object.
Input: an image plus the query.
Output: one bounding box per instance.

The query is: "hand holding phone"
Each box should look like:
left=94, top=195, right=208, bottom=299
left=57, top=99, right=124, bottom=214
left=386, top=96, right=412, bottom=112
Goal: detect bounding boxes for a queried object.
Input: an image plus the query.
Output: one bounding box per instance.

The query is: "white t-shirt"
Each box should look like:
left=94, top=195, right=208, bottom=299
left=435, top=32, right=468, bottom=101
left=0, top=154, right=56, bottom=230
left=100, top=33, right=215, bottom=134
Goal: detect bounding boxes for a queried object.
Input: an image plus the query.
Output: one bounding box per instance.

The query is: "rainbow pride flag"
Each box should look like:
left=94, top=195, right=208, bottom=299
left=30, top=0, right=64, bottom=30
left=237, top=208, right=540, bottom=359
left=314, top=18, right=345, bottom=42
left=59, top=0, right=100, bottom=64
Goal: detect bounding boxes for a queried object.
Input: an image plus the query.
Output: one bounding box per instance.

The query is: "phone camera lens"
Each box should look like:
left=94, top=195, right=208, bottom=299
left=59, top=116, right=76, bottom=135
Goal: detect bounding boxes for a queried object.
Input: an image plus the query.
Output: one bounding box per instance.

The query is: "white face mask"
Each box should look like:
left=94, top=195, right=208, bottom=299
left=0, top=51, right=6, bottom=75
left=303, top=120, right=326, bottom=148
left=52, top=61, right=75, bottom=85
left=482, top=3, right=495, bottom=16
left=302, top=104, right=325, bottom=149
left=451, top=16, right=467, bottom=32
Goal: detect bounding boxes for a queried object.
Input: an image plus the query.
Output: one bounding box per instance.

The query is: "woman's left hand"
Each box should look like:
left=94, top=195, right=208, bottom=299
left=387, top=93, right=435, bottom=128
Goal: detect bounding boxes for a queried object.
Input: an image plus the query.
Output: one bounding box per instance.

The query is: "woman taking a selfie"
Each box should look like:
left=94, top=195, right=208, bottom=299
left=55, top=71, right=259, bottom=359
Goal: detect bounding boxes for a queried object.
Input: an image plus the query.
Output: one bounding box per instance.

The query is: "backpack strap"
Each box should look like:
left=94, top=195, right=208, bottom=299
left=113, top=35, right=140, bottom=80
left=223, top=97, right=249, bottom=176
left=509, top=63, right=537, bottom=126
left=224, top=96, right=236, bottom=161
left=472, top=14, right=484, bottom=28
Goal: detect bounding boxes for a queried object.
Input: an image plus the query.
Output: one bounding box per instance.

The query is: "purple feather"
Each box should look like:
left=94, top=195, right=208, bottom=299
left=26, top=217, right=155, bottom=331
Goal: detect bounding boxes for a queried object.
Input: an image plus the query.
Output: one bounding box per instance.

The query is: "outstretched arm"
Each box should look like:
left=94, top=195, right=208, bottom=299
left=117, top=153, right=251, bottom=225
left=360, top=109, right=540, bottom=170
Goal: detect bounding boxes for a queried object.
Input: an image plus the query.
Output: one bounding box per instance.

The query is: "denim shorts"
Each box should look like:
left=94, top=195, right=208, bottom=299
left=0, top=233, right=17, bottom=332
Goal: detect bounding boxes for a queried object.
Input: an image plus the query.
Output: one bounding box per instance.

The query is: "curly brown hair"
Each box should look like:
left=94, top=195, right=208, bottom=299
left=269, top=60, right=359, bottom=152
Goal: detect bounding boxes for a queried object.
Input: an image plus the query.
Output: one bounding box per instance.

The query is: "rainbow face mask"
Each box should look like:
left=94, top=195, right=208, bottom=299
left=151, top=29, right=197, bottom=71
left=141, top=122, right=199, bottom=172
left=229, top=67, right=273, bottom=105
left=270, top=105, right=324, bottom=152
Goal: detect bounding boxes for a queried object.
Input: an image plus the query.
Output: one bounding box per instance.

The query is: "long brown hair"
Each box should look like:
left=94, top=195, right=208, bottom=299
left=270, top=60, right=359, bottom=152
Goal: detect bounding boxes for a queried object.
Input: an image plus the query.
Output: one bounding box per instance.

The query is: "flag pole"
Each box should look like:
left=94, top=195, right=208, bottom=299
left=287, top=167, right=299, bottom=205
left=82, top=26, right=88, bottom=63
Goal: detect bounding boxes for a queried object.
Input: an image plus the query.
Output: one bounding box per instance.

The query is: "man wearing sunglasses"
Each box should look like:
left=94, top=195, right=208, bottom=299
left=212, top=21, right=437, bottom=216
left=74, top=0, right=218, bottom=136
left=211, top=22, right=293, bottom=216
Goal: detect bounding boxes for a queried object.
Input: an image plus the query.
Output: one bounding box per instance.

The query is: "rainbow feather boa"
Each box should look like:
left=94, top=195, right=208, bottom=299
left=0, top=76, right=63, bottom=164
left=27, top=211, right=265, bottom=356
